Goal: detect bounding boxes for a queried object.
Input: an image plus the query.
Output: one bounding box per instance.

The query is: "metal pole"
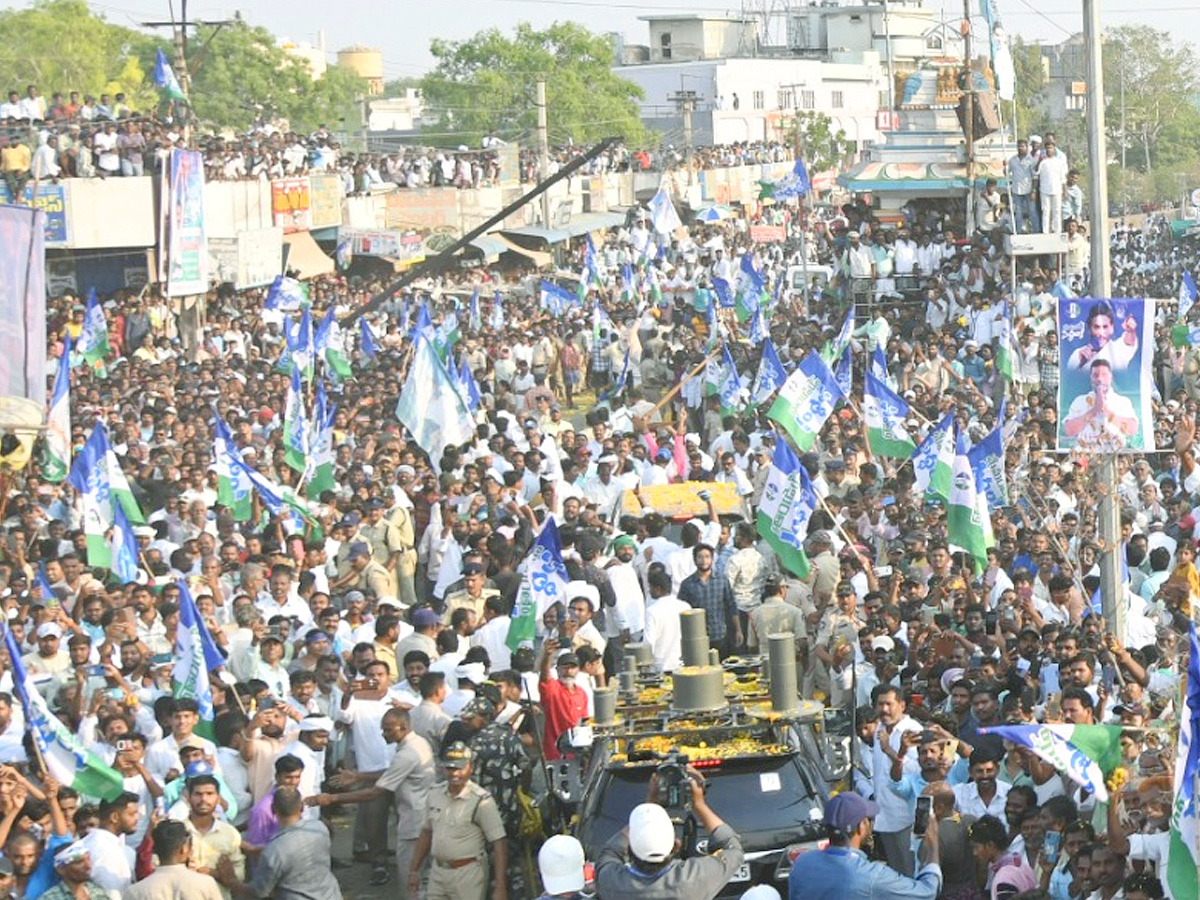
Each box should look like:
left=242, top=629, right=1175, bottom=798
left=962, top=0, right=975, bottom=237
left=537, top=80, right=551, bottom=230
left=1083, top=0, right=1123, bottom=644
left=881, top=0, right=896, bottom=115
left=793, top=112, right=809, bottom=312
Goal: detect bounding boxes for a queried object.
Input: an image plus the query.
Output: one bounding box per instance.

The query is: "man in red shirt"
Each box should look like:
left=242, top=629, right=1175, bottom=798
left=538, top=639, right=588, bottom=760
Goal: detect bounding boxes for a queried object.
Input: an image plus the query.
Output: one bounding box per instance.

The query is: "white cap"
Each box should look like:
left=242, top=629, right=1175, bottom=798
left=870, top=636, right=895, bottom=653
left=628, top=803, right=675, bottom=863
left=454, top=662, right=487, bottom=685
left=298, top=715, right=334, bottom=733
left=565, top=581, right=600, bottom=607
left=740, top=887, right=783, bottom=900
left=538, top=835, right=586, bottom=895
left=36, top=623, right=62, bottom=639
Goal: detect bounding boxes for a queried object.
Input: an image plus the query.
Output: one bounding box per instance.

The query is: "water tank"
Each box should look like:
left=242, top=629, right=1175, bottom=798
left=337, top=45, right=384, bottom=95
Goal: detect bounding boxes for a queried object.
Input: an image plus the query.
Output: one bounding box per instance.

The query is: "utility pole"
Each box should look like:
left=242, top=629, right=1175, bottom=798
left=962, top=0, right=975, bottom=237
left=668, top=87, right=699, bottom=185
left=881, top=0, right=896, bottom=116
left=142, top=2, right=235, bottom=145
left=536, top=80, right=551, bottom=230
left=1083, top=0, right=1123, bottom=644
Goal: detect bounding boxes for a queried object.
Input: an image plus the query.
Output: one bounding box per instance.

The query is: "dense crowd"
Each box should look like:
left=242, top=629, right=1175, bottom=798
left=0, top=114, right=1197, bottom=900
left=0, top=80, right=795, bottom=201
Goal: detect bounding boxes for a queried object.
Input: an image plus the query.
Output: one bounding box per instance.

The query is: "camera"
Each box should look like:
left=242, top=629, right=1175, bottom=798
left=655, top=752, right=692, bottom=810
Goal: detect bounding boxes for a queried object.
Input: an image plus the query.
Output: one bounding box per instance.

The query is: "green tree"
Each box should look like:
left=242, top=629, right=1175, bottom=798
left=1103, top=25, right=1199, bottom=173
left=783, top=111, right=852, bottom=173
left=421, top=22, right=644, bottom=146
left=187, top=19, right=366, bottom=134
left=0, top=0, right=157, bottom=108
left=1009, top=37, right=1048, bottom=139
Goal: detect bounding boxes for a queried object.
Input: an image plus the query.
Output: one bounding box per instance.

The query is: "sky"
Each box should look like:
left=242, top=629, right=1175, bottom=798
left=7, top=0, right=1197, bottom=76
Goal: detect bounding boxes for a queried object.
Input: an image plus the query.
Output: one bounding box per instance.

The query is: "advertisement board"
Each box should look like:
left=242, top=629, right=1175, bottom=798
left=165, top=149, right=208, bottom=297
left=0, top=183, right=67, bottom=245
left=271, top=177, right=311, bottom=233
left=307, top=174, right=342, bottom=229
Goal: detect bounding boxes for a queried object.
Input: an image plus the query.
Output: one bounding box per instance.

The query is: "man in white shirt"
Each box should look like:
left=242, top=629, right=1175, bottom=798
left=77, top=792, right=140, bottom=894
left=470, top=595, right=513, bottom=672
left=870, top=685, right=922, bottom=874
left=278, top=716, right=332, bottom=819
left=1036, top=140, right=1069, bottom=234
left=145, top=700, right=219, bottom=783
left=952, top=750, right=1010, bottom=819
left=642, top=566, right=691, bottom=672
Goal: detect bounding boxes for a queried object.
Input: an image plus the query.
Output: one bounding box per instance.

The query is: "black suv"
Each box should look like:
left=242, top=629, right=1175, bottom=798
left=575, top=719, right=841, bottom=898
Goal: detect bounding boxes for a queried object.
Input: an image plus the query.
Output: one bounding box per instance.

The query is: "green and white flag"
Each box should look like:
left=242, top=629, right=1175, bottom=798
left=995, top=300, right=1015, bottom=382
left=756, top=438, right=816, bottom=579
left=67, top=424, right=114, bottom=567
left=44, top=331, right=71, bottom=483
left=76, top=289, right=110, bottom=370
left=305, top=379, right=337, bottom=499
left=911, top=412, right=956, bottom=503
left=948, top=426, right=994, bottom=571
left=4, top=623, right=124, bottom=799
left=767, top=350, right=845, bottom=453
left=213, top=414, right=253, bottom=521
left=316, top=308, right=352, bottom=379
left=172, top=580, right=216, bottom=740
left=1168, top=624, right=1200, bottom=900
left=283, top=366, right=309, bottom=474
left=506, top=517, right=568, bottom=651
left=105, top=447, right=144, bottom=525
left=863, top=367, right=917, bottom=459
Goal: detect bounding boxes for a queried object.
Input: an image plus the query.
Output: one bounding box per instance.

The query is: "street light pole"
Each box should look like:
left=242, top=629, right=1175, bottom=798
left=1083, top=0, right=1123, bottom=644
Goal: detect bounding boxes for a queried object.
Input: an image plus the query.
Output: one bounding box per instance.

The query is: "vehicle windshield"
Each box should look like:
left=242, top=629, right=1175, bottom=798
left=579, top=754, right=826, bottom=853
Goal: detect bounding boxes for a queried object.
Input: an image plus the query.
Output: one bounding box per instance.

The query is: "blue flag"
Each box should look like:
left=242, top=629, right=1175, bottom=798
left=1167, top=624, right=1200, bottom=899
left=469, top=288, right=481, bottom=332
left=265, top=275, right=308, bottom=311
left=834, top=345, right=852, bottom=398
left=540, top=280, right=576, bottom=317
left=751, top=338, right=787, bottom=405
left=153, top=48, right=186, bottom=101
left=748, top=307, right=765, bottom=346
left=602, top=350, right=631, bottom=402
left=110, top=501, right=140, bottom=584
left=490, top=291, right=504, bottom=331
left=713, top=277, right=734, bottom=309
left=767, top=350, right=846, bottom=452
left=1181, top=271, right=1198, bottom=322
left=968, top=401, right=1009, bottom=508
left=359, top=317, right=379, bottom=359
left=719, top=345, right=742, bottom=409
left=772, top=158, right=811, bottom=200
left=458, top=358, right=482, bottom=411
left=507, top=517, right=570, bottom=650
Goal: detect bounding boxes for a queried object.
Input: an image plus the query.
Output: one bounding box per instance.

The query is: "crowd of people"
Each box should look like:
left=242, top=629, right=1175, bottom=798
left=0, top=78, right=797, bottom=201
left=0, top=110, right=1196, bottom=900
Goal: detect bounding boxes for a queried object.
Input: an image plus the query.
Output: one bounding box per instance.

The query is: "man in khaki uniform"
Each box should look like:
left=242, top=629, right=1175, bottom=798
left=348, top=541, right=399, bottom=600
left=748, top=574, right=807, bottom=652
left=385, top=500, right=420, bottom=608
left=408, top=741, right=508, bottom=900
left=809, top=580, right=865, bottom=708
left=441, top=563, right=498, bottom=627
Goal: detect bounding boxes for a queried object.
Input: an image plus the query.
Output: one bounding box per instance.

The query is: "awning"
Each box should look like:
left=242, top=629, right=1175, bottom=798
left=381, top=254, right=428, bottom=272
left=836, top=159, right=1008, bottom=194
left=467, top=234, right=553, bottom=268
left=282, top=231, right=335, bottom=279
left=501, top=210, right=626, bottom=246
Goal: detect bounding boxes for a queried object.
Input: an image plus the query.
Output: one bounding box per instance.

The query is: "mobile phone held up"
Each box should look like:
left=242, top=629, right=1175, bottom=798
left=914, top=795, right=932, bottom=835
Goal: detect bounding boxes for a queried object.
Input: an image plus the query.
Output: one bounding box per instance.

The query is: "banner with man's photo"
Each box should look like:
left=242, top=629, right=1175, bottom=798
left=1057, top=297, right=1155, bottom=453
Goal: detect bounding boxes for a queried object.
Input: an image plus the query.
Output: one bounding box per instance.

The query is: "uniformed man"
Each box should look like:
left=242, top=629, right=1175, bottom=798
left=748, top=575, right=807, bottom=653
left=442, top=563, right=498, bottom=627
left=360, top=497, right=408, bottom=573
left=348, top=541, right=399, bottom=600
left=408, top=741, right=508, bottom=900
left=810, top=580, right=866, bottom=708
left=469, top=696, right=532, bottom=899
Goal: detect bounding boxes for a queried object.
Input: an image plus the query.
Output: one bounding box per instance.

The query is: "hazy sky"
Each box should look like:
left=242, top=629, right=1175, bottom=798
left=9, top=0, right=1195, bottom=76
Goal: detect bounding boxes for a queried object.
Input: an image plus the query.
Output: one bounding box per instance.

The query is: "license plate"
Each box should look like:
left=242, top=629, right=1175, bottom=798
left=730, top=864, right=751, bottom=882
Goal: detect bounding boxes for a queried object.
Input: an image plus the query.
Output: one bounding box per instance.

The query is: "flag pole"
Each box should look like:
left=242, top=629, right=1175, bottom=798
left=817, top=494, right=871, bottom=567
left=648, top=349, right=721, bottom=420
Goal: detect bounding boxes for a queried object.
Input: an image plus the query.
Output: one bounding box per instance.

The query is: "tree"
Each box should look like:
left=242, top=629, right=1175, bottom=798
left=421, top=22, right=644, bottom=146
left=783, top=112, right=852, bottom=173
left=187, top=19, right=367, bottom=134
left=1008, top=37, right=1048, bottom=140
left=1103, top=25, right=1199, bottom=173
left=0, top=0, right=157, bottom=109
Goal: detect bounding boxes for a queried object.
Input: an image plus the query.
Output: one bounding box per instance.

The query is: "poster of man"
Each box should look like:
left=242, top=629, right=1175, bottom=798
left=1057, top=297, right=1154, bottom=452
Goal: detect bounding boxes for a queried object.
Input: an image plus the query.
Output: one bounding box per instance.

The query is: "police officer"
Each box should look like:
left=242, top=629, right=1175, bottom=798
left=442, top=563, right=499, bottom=627
left=408, top=741, right=508, bottom=900
left=469, top=694, right=532, bottom=899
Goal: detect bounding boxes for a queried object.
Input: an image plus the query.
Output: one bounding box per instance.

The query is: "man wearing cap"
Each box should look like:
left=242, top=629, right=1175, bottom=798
left=538, top=639, right=589, bottom=760
left=409, top=741, right=508, bottom=900
left=595, top=768, right=743, bottom=900
left=24, top=621, right=71, bottom=688
left=443, top=562, right=499, bottom=627
left=536, top=834, right=586, bottom=900
left=748, top=574, right=807, bottom=653
left=346, top=541, right=399, bottom=601
left=787, top=791, right=941, bottom=900
left=279, top=715, right=333, bottom=820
